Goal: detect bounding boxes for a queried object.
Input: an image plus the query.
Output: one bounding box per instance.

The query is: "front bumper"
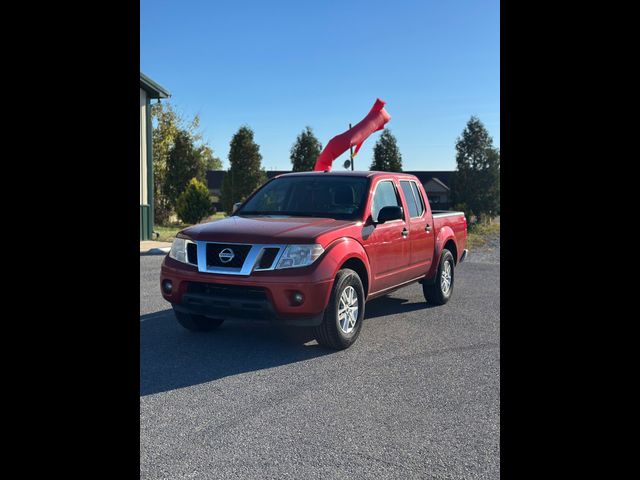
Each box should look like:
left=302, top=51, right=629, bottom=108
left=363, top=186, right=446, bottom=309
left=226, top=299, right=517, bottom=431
left=160, top=256, right=333, bottom=326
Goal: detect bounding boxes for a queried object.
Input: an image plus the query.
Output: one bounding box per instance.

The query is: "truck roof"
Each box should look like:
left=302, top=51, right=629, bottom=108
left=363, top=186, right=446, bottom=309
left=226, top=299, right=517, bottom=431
left=276, top=171, right=418, bottom=180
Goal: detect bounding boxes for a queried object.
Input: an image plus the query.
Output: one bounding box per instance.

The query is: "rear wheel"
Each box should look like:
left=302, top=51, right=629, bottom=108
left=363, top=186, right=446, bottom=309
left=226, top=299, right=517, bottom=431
left=423, top=249, right=455, bottom=305
left=173, top=308, right=224, bottom=332
left=314, top=268, right=365, bottom=350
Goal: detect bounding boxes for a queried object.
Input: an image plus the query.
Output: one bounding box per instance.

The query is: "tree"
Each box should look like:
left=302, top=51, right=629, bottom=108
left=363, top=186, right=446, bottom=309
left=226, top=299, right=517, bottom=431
left=290, top=126, right=322, bottom=172
left=176, top=178, right=214, bottom=224
left=199, top=145, right=223, bottom=171
left=164, top=130, right=206, bottom=210
left=451, top=116, right=500, bottom=223
left=220, top=126, right=267, bottom=214
left=151, top=102, right=181, bottom=223
left=151, top=102, right=220, bottom=223
left=370, top=129, right=403, bottom=172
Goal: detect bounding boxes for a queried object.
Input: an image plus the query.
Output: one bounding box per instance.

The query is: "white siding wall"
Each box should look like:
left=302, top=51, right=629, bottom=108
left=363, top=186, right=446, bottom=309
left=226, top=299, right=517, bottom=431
left=140, top=88, right=148, bottom=205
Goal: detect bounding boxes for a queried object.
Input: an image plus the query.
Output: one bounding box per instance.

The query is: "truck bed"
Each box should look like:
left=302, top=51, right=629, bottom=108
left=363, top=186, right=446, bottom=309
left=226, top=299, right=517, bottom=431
left=432, top=211, right=467, bottom=262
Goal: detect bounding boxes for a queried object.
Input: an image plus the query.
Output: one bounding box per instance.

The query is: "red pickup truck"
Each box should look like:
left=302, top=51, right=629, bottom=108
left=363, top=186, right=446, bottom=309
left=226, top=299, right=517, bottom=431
left=160, top=171, right=468, bottom=349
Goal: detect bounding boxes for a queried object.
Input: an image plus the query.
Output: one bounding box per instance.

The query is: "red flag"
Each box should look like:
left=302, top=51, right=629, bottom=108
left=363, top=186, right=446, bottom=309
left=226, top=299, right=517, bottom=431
left=314, top=99, right=391, bottom=171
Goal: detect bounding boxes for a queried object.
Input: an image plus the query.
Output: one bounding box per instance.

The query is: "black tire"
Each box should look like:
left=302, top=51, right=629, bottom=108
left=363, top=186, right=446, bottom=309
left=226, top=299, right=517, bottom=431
left=173, top=308, right=224, bottom=332
left=423, top=249, right=455, bottom=305
left=314, top=268, right=365, bottom=350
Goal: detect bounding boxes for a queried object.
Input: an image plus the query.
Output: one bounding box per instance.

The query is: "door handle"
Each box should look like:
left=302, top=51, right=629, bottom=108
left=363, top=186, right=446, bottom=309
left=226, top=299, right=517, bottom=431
left=402, top=228, right=409, bottom=238
left=425, top=223, right=432, bottom=233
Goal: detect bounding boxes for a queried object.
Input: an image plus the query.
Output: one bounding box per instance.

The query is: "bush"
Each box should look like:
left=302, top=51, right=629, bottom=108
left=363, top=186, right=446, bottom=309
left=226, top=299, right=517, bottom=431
left=453, top=202, right=476, bottom=226
left=176, top=178, right=213, bottom=224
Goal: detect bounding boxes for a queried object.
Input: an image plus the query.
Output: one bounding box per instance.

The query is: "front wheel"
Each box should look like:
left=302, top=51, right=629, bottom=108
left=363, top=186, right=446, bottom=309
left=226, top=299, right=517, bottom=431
left=173, top=308, right=224, bottom=332
left=423, top=249, right=455, bottom=305
left=314, top=268, right=365, bottom=350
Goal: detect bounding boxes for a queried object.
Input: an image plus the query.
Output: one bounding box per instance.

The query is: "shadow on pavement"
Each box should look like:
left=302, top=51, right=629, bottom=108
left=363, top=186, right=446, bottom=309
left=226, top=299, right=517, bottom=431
left=140, top=310, right=329, bottom=396
left=140, top=295, right=435, bottom=396
left=364, top=295, right=435, bottom=319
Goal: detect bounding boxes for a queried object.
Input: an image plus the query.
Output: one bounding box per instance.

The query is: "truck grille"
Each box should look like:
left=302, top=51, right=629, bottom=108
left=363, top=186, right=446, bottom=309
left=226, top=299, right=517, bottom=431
left=189, top=241, right=286, bottom=275
left=257, top=247, right=280, bottom=270
left=206, top=243, right=251, bottom=269
left=186, top=242, right=198, bottom=265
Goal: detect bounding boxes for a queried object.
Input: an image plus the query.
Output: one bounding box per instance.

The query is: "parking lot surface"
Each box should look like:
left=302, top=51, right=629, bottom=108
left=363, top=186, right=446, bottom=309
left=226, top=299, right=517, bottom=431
left=141, top=246, right=500, bottom=479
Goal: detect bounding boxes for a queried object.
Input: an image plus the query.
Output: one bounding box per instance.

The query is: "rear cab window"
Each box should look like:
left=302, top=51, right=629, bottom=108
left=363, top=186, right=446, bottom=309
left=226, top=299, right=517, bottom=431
left=400, top=180, right=425, bottom=218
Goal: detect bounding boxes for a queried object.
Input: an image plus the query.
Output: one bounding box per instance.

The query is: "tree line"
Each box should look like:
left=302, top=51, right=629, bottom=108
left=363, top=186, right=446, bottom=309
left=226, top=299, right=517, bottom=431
left=151, top=103, right=221, bottom=225
left=152, top=102, right=499, bottom=224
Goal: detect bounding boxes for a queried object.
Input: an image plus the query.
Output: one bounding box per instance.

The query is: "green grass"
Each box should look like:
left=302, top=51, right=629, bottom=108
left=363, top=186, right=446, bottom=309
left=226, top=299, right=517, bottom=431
left=153, top=212, right=227, bottom=242
left=466, top=222, right=500, bottom=249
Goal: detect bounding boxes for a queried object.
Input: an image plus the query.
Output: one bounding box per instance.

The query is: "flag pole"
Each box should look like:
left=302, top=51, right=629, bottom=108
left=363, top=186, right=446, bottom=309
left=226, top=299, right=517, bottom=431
left=349, top=123, right=354, bottom=170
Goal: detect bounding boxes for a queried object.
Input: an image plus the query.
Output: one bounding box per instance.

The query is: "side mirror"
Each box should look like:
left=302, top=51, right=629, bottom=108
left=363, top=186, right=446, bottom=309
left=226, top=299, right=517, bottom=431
left=232, top=202, right=243, bottom=214
left=376, top=205, right=403, bottom=224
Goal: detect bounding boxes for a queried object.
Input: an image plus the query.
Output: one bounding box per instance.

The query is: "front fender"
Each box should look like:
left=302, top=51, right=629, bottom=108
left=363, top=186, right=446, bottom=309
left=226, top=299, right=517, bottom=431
left=317, top=236, right=371, bottom=288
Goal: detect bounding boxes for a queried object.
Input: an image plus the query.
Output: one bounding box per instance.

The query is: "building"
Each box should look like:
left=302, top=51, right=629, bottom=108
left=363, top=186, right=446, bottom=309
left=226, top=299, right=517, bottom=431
left=403, top=171, right=453, bottom=210
left=206, top=170, right=455, bottom=211
left=140, top=72, right=170, bottom=240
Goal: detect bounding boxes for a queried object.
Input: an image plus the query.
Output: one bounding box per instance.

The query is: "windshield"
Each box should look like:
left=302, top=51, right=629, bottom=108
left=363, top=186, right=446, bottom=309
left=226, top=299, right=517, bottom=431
left=237, top=176, right=370, bottom=220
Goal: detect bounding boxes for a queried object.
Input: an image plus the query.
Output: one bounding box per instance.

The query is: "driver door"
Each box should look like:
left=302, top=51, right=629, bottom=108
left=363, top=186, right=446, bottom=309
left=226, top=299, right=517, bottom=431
left=363, top=179, right=411, bottom=293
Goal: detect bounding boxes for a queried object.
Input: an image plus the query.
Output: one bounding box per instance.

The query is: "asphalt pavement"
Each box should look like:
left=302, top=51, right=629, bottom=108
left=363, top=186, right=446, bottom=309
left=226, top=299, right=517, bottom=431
left=140, top=245, right=500, bottom=479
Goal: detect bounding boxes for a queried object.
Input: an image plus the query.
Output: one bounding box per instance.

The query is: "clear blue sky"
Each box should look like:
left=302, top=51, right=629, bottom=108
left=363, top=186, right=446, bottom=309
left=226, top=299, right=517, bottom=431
left=141, top=0, right=499, bottom=171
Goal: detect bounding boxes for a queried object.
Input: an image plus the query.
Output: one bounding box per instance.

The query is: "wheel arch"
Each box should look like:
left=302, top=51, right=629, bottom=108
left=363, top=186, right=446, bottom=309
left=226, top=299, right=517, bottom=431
left=443, top=239, right=458, bottom=265
left=435, top=226, right=458, bottom=262
left=323, top=237, right=371, bottom=299
left=425, top=227, right=458, bottom=280
left=339, top=257, right=370, bottom=299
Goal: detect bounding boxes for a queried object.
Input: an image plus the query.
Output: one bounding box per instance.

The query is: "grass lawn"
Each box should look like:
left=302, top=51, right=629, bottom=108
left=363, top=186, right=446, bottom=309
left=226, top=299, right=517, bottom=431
left=153, top=212, right=227, bottom=243
left=466, top=222, right=500, bottom=249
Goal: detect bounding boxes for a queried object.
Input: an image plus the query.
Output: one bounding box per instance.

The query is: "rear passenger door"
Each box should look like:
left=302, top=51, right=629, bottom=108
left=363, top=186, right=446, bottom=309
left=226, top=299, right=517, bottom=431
left=399, top=180, right=435, bottom=274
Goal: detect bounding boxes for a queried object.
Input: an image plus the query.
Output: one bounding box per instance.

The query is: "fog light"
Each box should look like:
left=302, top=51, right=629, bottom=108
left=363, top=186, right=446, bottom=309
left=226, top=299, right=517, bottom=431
left=162, top=279, right=173, bottom=294
left=292, top=291, right=304, bottom=305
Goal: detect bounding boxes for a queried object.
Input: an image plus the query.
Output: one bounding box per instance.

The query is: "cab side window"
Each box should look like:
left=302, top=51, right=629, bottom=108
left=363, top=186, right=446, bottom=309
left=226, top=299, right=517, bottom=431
left=410, top=181, right=425, bottom=216
left=400, top=181, right=420, bottom=217
left=371, top=180, right=401, bottom=222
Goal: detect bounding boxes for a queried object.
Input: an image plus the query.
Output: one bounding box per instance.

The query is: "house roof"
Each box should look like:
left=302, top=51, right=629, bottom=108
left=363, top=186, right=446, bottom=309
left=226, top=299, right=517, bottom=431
left=423, top=177, right=450, bottom=191
left=403, top=171, right=454, bottom=187
left=206, top=170, right=225, bottom=189
left=140, top=72, right=170, bottom=99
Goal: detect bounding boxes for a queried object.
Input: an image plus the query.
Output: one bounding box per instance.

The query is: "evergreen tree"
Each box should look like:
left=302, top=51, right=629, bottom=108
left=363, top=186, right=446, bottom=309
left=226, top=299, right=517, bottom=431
left=176, top=178, right=214, bottom=224
left=370, top=129, right=403, bottom=172
left=220, top=126, right=267, bottom=214
left=451, top=116, right=500, bottom=223
left=164, top=129, right=206, bottom=210
left=290, top=126, right=322, bottom=171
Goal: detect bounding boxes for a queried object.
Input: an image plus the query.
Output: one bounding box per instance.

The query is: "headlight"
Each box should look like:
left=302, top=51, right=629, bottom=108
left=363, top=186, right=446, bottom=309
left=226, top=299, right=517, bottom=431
left=275, top=244, right=324, bottom=269
left=169, top=237, right=188, bottom=263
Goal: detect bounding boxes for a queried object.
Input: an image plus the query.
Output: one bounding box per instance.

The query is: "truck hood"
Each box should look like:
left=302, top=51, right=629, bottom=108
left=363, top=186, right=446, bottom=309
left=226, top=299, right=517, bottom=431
left=182, top=215, right=359, bottom=245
